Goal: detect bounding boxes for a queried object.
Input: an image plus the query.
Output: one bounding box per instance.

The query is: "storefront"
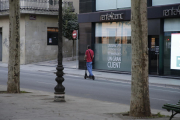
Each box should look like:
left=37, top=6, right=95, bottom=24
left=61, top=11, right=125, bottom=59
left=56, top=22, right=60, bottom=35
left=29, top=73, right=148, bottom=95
left=163, top=18, right=180, bottom=76
left=95, top=21, right=131, bottom=72
left=78, top=0, right=180, bottom=77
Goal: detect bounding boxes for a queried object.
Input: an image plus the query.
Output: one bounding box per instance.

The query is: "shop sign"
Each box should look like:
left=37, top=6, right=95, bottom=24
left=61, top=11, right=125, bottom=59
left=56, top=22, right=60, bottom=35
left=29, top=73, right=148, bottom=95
left=163, top=5, right=180, bottom=16
left=100, top=12, right=123, bottom=21
left=29, top=15, right=36, bottom=20
left=107, top=44, right=122, bottom=68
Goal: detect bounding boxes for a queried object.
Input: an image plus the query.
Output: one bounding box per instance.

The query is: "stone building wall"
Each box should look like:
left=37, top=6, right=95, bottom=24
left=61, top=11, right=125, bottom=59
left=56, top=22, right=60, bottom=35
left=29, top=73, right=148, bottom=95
left=0, top=0, right=79, bottom=64
left=0, top=15, right=26, bottom=64
left=25, top=15, right=58, bottom=64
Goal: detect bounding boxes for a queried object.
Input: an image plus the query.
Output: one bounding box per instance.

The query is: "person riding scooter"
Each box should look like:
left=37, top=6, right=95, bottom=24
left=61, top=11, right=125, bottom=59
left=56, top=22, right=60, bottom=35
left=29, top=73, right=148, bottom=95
left=84, top=45, right=95, bottom=80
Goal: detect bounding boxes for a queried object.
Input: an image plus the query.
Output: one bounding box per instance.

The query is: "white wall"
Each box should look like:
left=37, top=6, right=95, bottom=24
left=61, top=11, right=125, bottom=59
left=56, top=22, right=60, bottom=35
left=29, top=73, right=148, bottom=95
left=25, top=15, right=58, bottom=64
left=0, top=15, right=26, bottom=64
left=0, top=14, right=76, bottom=64
left=72, top=0, right=79, bottom=14
left=0, top=16, right=9, bottom=63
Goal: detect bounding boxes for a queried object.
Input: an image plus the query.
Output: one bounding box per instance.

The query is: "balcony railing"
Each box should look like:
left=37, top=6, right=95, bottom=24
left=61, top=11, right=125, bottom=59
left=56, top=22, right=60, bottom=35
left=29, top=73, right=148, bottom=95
left=0, top=0, right=75, bottom=12
left=0, top=0, right=59, bottom=12
left=62, top=1, right=75, bottom=12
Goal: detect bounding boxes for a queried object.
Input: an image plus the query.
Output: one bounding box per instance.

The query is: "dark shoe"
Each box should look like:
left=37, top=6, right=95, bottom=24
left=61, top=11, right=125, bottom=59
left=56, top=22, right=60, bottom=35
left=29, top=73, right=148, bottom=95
left=92, top=76, right=95, bottom=80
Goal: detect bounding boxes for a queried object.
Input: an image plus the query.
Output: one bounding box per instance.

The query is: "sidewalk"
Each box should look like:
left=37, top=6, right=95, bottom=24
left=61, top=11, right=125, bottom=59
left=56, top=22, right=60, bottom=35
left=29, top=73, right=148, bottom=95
left=0, top=60, right=180, bottom=120
left=0, top=58, right=180, bottom=88
left=0, top=84, right=179, bottom=120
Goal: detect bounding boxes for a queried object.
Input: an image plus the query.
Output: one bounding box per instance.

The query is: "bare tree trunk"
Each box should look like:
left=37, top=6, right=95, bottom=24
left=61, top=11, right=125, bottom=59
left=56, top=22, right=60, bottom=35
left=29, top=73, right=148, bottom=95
left=7, top=0, right=20, bottom=93
left=130, top=0, right=151, bottom=117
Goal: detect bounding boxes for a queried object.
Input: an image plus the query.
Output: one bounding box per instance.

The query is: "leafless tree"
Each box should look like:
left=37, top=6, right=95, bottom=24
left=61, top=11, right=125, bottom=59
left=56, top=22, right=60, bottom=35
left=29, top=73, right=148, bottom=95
left=7, top=0, right=20, bottom=93
left=130, top=0, right=151, bottom=117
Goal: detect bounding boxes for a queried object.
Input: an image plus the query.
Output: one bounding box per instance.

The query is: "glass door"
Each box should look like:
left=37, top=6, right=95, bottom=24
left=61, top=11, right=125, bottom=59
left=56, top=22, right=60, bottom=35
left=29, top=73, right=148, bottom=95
left=148, top=36, right=159, bottom=74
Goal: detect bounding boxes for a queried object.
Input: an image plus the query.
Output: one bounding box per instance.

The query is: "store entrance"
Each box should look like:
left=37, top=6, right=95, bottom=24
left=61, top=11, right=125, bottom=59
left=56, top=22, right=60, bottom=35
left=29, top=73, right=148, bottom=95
left=148, top=36, right=159, bottom=75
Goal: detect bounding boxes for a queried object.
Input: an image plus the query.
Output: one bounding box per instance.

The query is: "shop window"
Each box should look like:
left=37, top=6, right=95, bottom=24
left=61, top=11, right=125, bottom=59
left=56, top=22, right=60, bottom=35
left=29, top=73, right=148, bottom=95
left=163, top=18, right=180, bottom=76
left=117, top=0, right=131, bottom=9
left=164, top=18, right=180, bottom=32
left=164, top=32, right=180, bottom=76
left=152, top=0, right=180, bottom=6
left=94, top=21, right=131, bottom=72
left=96, top=0, right=131, bottom=11
left=47, top=27, right=58, bottom=45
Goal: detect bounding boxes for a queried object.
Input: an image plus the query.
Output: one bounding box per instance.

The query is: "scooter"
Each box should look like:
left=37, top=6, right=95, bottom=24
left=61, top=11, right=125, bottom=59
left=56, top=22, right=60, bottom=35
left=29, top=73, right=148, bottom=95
left=84, top=61, right=95, bottom=80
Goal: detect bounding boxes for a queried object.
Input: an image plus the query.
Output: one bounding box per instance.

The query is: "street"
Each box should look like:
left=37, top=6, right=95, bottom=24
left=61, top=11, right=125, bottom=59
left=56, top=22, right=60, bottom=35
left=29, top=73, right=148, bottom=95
left=0, top=67, right=180, bottom=110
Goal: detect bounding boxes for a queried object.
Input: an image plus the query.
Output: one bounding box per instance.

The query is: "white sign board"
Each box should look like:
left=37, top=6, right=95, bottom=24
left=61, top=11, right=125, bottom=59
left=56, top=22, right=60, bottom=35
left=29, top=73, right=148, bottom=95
left=171, top=33, right=180, bottom=69
left=107, top=44, right=121, bottom=68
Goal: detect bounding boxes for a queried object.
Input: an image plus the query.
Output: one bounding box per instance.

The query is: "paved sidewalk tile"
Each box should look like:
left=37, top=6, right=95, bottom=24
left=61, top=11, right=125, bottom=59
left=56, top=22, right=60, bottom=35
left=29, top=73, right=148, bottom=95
left=0, top=85, right=179, bottom=120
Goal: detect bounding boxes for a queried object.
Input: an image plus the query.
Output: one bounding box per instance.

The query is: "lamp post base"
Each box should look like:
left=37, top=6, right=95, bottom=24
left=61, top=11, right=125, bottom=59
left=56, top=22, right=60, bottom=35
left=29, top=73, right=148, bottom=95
left=54, top=94, right=65, bottom=102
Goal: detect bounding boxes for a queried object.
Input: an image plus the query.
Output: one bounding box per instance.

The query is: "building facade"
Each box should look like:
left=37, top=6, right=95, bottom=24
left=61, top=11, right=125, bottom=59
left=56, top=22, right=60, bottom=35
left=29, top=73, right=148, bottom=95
left=78, top=0, right=180, bottom=77
left=0, top=0, right=79, bottom=64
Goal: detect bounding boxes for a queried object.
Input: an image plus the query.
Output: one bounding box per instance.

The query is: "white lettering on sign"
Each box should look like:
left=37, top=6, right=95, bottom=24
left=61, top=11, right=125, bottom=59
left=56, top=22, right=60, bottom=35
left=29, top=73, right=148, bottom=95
left=107, top=62, right=121, bottom=68
left=100, top=12, right=124, bottom=21
left=163, top=6, right=180, bottom=16
left=108, top=56, right=121, bottom=61
left=107, top=44, right=122, bottom=69
left=73, top=33, right=76, bottom=35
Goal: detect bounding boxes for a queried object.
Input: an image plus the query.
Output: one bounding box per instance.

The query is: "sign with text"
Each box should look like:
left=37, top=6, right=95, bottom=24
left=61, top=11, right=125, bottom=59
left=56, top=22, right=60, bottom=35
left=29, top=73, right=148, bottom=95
left=163, top=5, right=180, bottom=17
left=72, top=30, right=77, bottom=39
left=94, top=44, right=132, bottom=72
left=171, top=33, right=180, bottom=70
left=107, top=44, right=121, bottom=68
left=100, top=12, right=124, bottom=21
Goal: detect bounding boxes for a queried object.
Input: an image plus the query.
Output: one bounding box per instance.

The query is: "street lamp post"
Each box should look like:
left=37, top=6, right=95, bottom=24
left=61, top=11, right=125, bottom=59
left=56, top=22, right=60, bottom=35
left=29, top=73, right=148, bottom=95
left=54, top=0, right=65, bottom=102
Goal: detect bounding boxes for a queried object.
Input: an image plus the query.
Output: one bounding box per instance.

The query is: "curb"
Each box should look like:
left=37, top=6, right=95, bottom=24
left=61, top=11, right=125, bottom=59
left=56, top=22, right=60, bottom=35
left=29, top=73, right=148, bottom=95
left=1, top=64, right=180, bottom=89
left=63, top=73, right=180, bottom=89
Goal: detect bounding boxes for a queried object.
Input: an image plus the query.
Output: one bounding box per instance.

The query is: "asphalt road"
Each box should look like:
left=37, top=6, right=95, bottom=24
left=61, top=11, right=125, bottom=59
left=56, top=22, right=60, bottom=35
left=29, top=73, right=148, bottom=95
left=0, top=67, right=180, bottom=110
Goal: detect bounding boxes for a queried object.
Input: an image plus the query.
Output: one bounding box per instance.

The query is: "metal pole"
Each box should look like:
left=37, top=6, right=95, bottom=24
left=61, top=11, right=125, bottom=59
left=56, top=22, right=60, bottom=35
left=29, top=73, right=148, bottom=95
left=157, top=53, right=159, bottom=75
left=76, top=30, right=78, bottom=69
left=54, top=0, right=65, bottom=102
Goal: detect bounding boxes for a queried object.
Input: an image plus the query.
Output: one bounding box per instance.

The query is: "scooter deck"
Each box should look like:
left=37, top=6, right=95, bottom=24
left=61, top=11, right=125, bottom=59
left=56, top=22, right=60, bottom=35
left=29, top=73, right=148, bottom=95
left=84, top=70, right=95, bottom=80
